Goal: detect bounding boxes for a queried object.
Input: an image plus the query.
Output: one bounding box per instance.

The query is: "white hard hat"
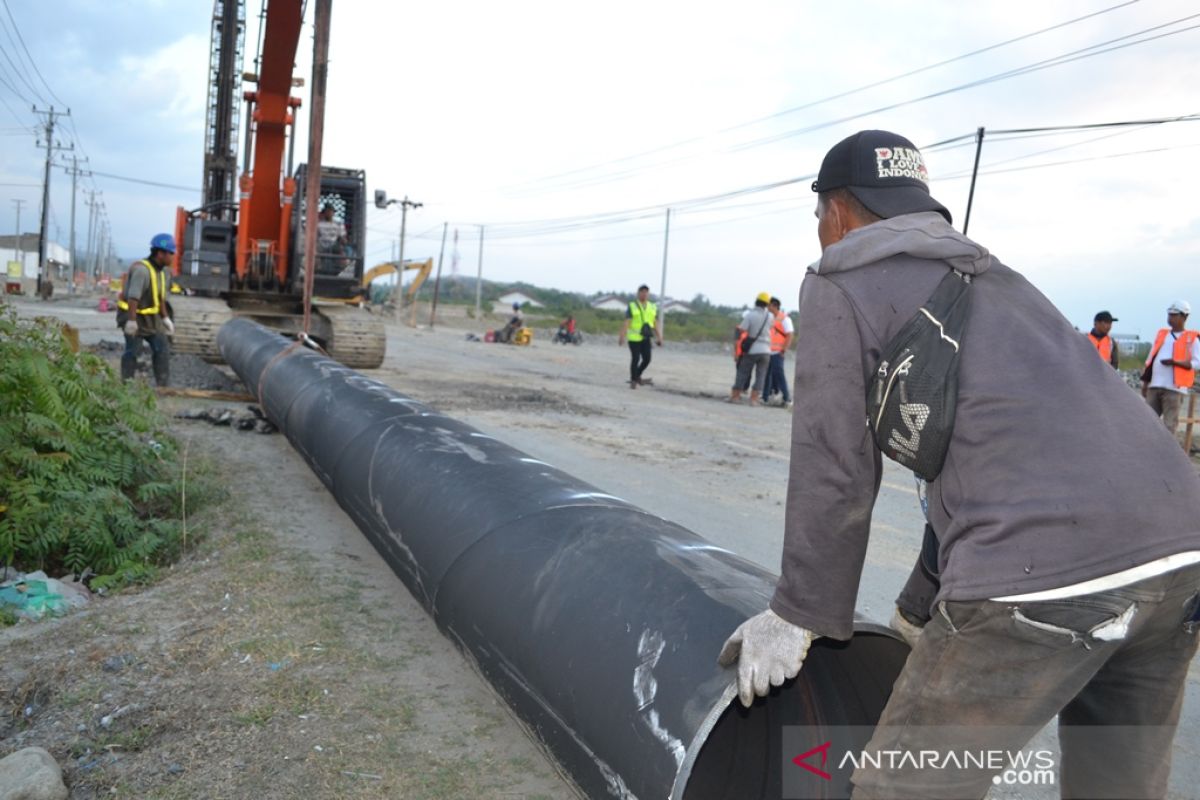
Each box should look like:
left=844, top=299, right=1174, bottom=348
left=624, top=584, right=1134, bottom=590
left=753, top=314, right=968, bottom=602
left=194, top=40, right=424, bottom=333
left=1167, top=300, right=1191, bottom=315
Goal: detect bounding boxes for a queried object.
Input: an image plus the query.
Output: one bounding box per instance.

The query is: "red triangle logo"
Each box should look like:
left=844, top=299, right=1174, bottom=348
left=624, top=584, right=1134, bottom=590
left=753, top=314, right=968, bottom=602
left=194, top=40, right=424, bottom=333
left=792, top=741, right=833, bottom=781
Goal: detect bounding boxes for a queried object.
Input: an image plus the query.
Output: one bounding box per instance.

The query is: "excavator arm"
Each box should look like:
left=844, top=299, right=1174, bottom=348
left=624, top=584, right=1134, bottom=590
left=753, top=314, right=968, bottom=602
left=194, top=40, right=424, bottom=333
left=362, top=259, right=434, bottom=300
left=237, top=0, right=304, bottom=286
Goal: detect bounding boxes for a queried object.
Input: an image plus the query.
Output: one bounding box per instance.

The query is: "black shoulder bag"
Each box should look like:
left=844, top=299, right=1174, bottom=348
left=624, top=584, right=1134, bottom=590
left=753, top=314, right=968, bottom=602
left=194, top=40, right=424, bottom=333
left=866, top=269, right=972, bottom=481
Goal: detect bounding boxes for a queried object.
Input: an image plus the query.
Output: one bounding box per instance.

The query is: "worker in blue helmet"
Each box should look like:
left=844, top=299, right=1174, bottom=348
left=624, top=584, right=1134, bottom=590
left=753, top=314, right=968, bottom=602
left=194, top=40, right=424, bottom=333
left=116, top=233, right=176, bottom=385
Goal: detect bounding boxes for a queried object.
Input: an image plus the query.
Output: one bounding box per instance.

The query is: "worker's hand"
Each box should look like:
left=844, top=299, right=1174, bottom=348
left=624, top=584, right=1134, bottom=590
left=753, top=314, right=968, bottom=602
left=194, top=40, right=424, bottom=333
left=656, top=337, right=664, bottom=347
left=162, top=317, right=175, bottom=336
left=123, top=319, right=139, bottom=337
left=717, top=608, right=815, bottom=707
left=890, top=606, right=925, bottom=649
left=617, top=337, right=625, bottom=347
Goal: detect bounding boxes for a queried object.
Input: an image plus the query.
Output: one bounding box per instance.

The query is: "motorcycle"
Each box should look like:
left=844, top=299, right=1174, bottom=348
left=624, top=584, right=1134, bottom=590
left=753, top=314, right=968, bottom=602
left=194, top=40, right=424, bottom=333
left=553, top=327, right=583, bottom=345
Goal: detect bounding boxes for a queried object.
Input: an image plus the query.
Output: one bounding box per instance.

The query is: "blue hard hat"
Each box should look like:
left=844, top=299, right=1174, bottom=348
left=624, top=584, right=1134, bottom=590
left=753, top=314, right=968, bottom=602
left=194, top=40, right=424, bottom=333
left=150, top=233, right=176, bottom=254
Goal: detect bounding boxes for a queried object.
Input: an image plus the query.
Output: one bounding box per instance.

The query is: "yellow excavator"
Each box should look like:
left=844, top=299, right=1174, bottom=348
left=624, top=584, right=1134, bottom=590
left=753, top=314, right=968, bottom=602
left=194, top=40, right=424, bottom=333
left=361, top=258, right=433, bottom=304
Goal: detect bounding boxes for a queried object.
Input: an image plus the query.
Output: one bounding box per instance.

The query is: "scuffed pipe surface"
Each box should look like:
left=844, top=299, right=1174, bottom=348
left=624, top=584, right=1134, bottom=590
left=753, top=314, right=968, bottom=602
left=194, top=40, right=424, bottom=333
left=218, top=318, right=909, bottom=800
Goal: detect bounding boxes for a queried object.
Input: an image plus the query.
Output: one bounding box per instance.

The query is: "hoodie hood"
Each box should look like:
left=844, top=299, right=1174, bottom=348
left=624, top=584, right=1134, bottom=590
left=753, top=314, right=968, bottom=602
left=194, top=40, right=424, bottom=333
left=817, top=211, right=992, bottom=277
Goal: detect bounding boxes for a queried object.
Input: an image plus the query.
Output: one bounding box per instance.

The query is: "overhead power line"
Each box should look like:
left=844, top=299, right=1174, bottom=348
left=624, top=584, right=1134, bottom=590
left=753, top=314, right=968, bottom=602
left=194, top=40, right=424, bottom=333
left=1, top=0, right=66, bottom=107
left=939, top=141, right=1200, bottom=181
left=87, top=170, right=200, bottom=193
left=511, top=0, right=1141, bottom=191
left=734, top=14, right=1200, bottom=152
left=432, top=113, right=1199, bottom=241
left=523, top=12, right=1200, bottom=194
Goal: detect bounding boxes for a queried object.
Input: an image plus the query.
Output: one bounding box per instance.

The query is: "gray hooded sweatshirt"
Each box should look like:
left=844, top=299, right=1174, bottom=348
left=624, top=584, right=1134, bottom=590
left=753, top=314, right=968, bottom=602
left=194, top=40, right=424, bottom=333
left=771, top=212, right=1200, bottom=640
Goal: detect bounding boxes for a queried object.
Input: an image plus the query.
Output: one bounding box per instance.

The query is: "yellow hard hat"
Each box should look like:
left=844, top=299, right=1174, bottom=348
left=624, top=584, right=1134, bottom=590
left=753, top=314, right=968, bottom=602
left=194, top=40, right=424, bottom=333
left=756, top=292, right=771, bottom=304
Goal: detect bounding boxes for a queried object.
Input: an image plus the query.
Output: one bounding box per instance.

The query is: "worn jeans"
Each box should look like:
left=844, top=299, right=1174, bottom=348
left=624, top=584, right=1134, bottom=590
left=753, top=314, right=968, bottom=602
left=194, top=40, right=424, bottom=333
left=121, top=332, right=170, bottom=386
left=1146, top=388, right=1185, bottom=435
left=628, top=338, right=652, bottom=382
left=733, top=352, right=770, bottom=395
left=763, top=351, right=791, bottom=402
left=852, top=563, right=1200, bottom=800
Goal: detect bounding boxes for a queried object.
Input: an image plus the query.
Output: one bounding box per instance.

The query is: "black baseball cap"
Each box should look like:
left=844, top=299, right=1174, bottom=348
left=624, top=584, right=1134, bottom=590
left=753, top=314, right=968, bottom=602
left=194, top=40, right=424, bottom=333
left=1094, top=310, right=1117, bottom=323
left=812, top=130, right=952, bottom=223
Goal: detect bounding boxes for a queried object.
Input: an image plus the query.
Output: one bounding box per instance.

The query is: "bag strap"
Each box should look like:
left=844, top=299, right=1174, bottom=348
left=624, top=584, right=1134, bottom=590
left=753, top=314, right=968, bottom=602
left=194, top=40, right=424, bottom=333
left=919, top=269, right=972, bottom=350
left=753, top=310, right=771, bottom=339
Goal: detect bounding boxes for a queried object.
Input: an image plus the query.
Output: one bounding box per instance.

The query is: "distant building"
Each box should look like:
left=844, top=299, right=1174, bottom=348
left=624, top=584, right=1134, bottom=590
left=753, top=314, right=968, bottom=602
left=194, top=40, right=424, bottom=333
left=661, top=299, right=693, bottom=314
left=492, top=290, right=545, bottom=313
left=591, top=295, right=628, bottom=312
left=0, top=233, right=71, bottom=290
left=1111, top=333, right=1143, bottom=356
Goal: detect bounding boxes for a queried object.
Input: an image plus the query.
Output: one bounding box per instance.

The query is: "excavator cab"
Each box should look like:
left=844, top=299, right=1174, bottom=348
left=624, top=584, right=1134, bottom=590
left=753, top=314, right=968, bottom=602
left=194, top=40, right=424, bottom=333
left=291, top=164, right=367, bottom=301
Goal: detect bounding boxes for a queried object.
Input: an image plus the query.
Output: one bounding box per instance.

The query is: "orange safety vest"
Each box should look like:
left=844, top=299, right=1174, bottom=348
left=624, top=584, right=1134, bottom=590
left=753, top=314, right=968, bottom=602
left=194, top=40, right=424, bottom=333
left=1087, top=332, right=1113, bottom=364
left=769, top=311, right=790, bottom=352
left=734, top=329, right=748, bottom=360
left=1147, top=328, right=1200, bottom=388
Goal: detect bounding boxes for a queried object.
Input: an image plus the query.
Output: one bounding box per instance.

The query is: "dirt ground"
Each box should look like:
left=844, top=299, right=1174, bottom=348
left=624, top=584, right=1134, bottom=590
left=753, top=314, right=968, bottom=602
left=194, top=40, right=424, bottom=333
left=3, top=292, right=1199, bottom=799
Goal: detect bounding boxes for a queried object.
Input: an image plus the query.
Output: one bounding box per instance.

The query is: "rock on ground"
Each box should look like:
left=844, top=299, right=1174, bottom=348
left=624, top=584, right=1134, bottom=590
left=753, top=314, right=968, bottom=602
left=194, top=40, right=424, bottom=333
left=0, top=747, right=68, bottom=800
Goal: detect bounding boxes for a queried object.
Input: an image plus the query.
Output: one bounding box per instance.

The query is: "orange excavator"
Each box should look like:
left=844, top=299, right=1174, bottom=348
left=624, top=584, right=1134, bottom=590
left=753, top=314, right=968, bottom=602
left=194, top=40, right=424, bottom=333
left=168, top=0, right=385, bottom=368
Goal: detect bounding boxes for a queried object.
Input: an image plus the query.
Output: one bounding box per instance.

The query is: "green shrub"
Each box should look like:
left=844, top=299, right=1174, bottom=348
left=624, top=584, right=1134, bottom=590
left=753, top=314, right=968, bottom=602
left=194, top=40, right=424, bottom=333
left=0, top=304, right=190, bottom=582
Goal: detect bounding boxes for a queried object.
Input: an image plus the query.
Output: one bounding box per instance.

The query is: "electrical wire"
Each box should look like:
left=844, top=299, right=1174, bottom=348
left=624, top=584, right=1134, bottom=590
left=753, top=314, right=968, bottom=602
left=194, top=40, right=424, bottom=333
left=939, top=141, right=1200, bottom=181
left=0, top=0, right=62, bottom=107
left=735, top=15, right=1200, bottom=151
left=510, top=0, right=1140, bottom=191
left=87, top=170, right=200, bottom=193
left=524, top=14, right=1200, bottom=194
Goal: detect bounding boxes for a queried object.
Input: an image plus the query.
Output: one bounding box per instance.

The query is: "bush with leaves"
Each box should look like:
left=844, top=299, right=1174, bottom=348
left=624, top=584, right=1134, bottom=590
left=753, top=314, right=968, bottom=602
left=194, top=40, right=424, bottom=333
left=0, top=304, right=188, bottom=584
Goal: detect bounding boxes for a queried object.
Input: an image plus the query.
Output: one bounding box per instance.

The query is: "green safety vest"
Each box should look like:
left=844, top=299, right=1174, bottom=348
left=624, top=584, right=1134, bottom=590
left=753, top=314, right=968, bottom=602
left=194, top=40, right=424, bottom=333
left=627, top=301, right=657, bottom=342
left=117, top=260, right=165, bottom=315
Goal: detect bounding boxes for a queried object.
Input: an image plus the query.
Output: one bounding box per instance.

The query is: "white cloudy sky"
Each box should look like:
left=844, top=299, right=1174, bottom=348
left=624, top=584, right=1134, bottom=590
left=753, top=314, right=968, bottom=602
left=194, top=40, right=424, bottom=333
left=1, top=0, right=1197, bottom=338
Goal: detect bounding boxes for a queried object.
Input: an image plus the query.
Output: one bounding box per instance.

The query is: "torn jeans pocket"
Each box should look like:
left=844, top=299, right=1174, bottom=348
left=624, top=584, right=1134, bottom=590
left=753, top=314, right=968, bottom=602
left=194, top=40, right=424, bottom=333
left=1011, top=599, right=1138, bottom=648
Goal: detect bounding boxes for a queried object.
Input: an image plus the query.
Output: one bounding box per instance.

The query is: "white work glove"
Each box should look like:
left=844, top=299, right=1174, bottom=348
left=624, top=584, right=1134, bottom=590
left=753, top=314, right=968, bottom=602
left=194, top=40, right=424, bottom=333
left=890, top=606, right=925, bottom=649
left=718, top=608, right=815, bottom=707
left=162, top=317, right=175, bottom=336
left=123, top=319, right=139, bottom=337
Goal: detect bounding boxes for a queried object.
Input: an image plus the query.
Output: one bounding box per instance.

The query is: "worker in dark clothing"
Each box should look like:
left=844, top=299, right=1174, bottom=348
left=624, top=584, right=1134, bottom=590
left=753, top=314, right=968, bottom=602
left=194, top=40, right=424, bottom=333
left=1087, top=310, right=1120, bottom=369
left=717, top=130, right=1200, bottom=799
left=497, top=302, right=523, bottom=344
left=117, top=233, right=175, bottom=386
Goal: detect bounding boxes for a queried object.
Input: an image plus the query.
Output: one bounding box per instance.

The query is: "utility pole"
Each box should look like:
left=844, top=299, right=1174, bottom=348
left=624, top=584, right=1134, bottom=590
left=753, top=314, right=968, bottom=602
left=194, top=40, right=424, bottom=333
left=962, top=126, right=986, bottom=236
left=429, top=222, right=448, bottom=328
left=298, top=0, right=331, bottom=335
left=83, top=190, right=98, bottom=280
left=11, top=199, right=24, bottom=263
left=65, top=154, right=88, bottom=292
left=33, top=106, right=70, bottom=297
left=659, top=207, right=671, bottom=339
left=389, top=195, right=422, bottom=320
left=474, top=225, right=485, bottom=320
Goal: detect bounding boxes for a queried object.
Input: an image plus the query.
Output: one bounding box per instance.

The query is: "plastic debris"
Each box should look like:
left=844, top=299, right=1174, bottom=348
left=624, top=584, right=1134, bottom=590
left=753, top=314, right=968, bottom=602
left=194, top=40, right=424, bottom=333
left=0, top=570, right=91, bottom=620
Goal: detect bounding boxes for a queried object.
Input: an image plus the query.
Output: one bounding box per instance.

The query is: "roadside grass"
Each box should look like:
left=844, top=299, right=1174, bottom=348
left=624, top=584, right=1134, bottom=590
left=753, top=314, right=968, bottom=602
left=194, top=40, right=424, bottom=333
left=0, top=430, right=571, bottom=799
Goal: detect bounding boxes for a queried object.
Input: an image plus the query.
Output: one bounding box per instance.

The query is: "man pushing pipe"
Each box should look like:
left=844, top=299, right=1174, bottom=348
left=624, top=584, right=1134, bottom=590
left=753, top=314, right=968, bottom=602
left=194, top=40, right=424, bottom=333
left=718, top=130, right=1200, bottom=799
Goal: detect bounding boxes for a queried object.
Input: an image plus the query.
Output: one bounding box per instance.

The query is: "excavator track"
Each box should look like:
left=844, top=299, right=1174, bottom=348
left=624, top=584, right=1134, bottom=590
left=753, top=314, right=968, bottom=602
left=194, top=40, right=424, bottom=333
left=318, top=304, right=386, bottom=369
left=169, top=296, right=235, bottom=363
left=170, top=297, right=386, bottom=369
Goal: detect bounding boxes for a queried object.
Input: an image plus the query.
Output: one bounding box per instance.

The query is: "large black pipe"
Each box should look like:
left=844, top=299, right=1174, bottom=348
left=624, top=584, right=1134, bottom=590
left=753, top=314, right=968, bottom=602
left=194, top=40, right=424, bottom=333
left=218, top=318, right=909, bottom=800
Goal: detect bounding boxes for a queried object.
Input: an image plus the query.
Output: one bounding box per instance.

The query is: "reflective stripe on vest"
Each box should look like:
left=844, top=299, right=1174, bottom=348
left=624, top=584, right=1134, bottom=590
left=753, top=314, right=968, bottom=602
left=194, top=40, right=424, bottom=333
left=1087, top=332, right=1113, bottom=364
left=627, top=301, right=657, bottom=342
left=117, top=260, right=164, bottom=315
left=1147, top=328, right=1199, bottom=388
left=770, top=311, right=789, bottom=352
